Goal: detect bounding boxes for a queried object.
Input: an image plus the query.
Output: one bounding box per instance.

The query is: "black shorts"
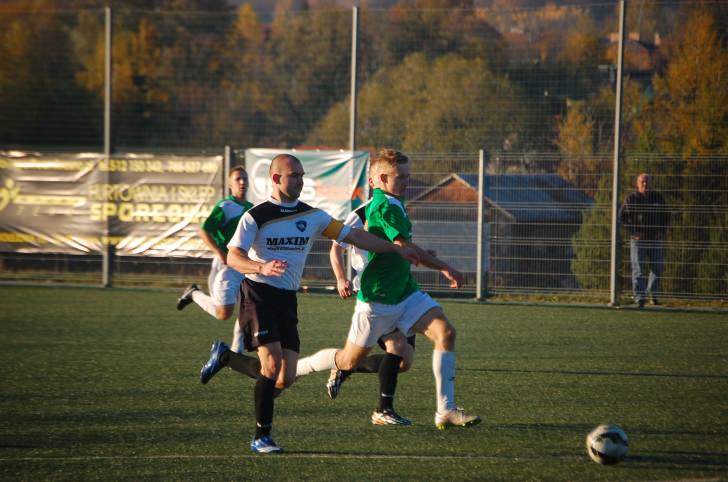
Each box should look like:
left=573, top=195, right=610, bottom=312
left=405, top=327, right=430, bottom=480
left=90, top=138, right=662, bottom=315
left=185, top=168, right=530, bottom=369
left=240, top=279, right=300, bottom=353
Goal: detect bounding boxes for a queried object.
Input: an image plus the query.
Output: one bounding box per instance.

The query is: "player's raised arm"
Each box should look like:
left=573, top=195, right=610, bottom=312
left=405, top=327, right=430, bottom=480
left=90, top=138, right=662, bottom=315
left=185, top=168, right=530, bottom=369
left=343, top=227, right=419, bottom=266
left=227, top=246, right=287, bottom=277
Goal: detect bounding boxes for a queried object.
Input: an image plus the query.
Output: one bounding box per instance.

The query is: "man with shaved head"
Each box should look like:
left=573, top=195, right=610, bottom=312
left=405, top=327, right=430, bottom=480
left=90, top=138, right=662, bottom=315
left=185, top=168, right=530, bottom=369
left=197, top=153, right=418, bottom=454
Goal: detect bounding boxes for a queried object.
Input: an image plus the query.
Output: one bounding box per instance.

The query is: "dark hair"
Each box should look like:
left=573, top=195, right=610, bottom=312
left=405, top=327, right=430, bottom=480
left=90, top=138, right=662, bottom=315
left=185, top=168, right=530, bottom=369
left=229, top=165, right=247, bottom=177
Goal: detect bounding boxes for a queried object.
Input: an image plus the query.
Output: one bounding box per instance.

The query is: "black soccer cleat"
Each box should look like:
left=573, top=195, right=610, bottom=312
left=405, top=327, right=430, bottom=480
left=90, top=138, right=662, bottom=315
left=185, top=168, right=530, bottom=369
left=176, top=283, right=199, bottom=311
left=326, top=368, right=351, bottom=400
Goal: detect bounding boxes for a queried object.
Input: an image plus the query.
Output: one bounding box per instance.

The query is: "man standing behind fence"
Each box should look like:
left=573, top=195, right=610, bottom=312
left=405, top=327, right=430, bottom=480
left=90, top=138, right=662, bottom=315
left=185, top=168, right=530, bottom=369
left=620, top=173, right=670, bottom=308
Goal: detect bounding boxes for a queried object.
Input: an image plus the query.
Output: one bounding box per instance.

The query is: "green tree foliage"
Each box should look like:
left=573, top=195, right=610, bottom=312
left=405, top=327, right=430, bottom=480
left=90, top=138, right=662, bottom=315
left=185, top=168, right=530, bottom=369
left=570, top=174, right=611, bottom=291
left=76, top=14, right=175, bottom=146
left=306, top=53, right=524, bottom=152
left=383, top=0, right=506, bottom=67
left=264, top=6, right=354, bottom=146
left=191, top=4, right=275, bottom=147
left=570, top=8, right=728, bottom=298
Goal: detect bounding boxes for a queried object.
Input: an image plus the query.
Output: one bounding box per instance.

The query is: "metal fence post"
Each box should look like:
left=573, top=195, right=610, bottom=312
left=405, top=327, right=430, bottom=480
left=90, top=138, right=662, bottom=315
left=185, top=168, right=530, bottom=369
left=609, top=0, right=627, bottom=307
left=102, top=6, right=113, bottom=288
left=346, top=6, right=359, bottom=282
left=223, top=145, right=231, bottom=199
left=476, top=149, right=488, bottom=300
left=349, top=6, right=358, bottom=153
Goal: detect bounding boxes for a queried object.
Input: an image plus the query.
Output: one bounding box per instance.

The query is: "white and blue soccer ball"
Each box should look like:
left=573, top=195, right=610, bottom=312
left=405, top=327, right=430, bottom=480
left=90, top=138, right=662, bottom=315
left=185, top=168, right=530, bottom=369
left=586, top=423, right=629, bottom=465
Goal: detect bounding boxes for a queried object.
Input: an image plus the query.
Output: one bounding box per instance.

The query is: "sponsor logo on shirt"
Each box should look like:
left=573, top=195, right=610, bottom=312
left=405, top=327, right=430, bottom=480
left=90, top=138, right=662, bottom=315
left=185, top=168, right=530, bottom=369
left=295, top=220, right=307, bottom=232
left=266, top=236, right=310, bottom=250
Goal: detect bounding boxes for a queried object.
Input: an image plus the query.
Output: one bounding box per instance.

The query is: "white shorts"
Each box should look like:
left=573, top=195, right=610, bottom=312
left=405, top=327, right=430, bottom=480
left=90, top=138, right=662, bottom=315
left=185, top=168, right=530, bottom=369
left=347, top=291, right=441, bottom=348
left=208, top=257, right=245, bottom=306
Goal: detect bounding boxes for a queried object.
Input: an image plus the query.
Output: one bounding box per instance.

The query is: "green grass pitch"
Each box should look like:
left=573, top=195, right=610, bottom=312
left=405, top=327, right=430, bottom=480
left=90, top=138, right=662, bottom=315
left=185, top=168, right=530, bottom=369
left=0, top=285, right=726, bottom=481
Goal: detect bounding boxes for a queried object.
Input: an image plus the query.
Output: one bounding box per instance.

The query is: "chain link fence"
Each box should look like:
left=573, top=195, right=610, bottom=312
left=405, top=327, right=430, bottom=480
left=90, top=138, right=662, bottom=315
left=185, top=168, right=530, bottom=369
left=1, top=1, right=726, bottom=306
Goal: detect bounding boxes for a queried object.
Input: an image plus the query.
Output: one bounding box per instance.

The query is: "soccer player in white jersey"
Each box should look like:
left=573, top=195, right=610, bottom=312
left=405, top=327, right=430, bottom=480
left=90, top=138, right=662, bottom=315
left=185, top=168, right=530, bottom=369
left=197, top=154, right=419, bottom=454
left=176, top=166, right=253, bottom=353
left=295, top=149, right=481, bottom=430
left=321, top=199, right=417, bottom=400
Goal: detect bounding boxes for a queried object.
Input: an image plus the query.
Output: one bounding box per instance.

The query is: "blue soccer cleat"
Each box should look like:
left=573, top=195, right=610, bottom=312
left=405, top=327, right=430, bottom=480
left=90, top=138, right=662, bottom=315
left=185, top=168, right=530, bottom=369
left=250, top=435, right=283, bottom=454
left=200, top=340, right=228, bottom=384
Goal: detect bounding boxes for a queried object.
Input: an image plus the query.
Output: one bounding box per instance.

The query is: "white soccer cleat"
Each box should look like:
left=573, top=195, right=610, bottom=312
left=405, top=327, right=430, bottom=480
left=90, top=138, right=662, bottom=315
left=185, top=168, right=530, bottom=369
left=435, top=408, right=481, bottom=430
left=371, top=408, right=412, bottom=426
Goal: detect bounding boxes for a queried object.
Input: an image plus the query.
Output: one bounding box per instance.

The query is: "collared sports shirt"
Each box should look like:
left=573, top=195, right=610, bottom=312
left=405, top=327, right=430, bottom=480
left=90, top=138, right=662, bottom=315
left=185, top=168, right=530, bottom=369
left=202, top=195, right=254, bottom=253
left=228, top=198, right=350, bottom=291
left=358, top=188, right=419, bottom=305
left=335, top=201, right=371, bottom=290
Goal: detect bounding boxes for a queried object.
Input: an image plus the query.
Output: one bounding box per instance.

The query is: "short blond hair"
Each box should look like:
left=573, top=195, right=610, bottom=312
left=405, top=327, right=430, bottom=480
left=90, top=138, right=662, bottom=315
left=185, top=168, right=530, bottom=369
left=370, top=149, right=408, bottom=175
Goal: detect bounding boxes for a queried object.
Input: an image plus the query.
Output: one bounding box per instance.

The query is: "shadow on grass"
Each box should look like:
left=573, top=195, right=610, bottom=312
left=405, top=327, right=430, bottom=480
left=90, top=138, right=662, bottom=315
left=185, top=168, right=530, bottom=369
left=281, top=449, right=576, bottom=460
left=0, top=443, right=39, bottom=449
left=463, top=367, right=728, bottom=379
left=625, top=450, right=728, bottom=470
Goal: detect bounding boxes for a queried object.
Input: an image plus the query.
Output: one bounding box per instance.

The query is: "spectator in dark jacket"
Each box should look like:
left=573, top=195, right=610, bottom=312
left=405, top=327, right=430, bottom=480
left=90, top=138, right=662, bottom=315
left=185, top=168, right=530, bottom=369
left=620, top=173, right=670, bottom=308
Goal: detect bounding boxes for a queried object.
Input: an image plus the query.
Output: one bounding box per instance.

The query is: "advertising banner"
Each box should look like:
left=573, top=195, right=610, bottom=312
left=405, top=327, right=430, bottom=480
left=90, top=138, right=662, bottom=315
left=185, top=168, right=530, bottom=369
left=0, top=151, right=222, bottom=257
left=244, top=149, right=370, bottom=220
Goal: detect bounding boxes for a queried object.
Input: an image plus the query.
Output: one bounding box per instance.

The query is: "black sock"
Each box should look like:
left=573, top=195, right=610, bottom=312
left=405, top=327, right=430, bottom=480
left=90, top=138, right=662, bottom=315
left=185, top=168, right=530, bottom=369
left=377, top=353, right=402, bottom=412
left=355, top=354, right=385, bottom=373
left=224, top=351, right=261, bottom=379
left=333, top=356, right=354, bottom=380
left=254, top=373, right=276, bottom=439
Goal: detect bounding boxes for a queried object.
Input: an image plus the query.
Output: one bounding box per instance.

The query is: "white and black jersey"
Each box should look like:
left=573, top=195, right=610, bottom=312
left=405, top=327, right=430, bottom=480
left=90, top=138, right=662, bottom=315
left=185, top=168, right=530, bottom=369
left=335, top=201, right=371, bottom=291
left=228, top=197, right=350, bottom=291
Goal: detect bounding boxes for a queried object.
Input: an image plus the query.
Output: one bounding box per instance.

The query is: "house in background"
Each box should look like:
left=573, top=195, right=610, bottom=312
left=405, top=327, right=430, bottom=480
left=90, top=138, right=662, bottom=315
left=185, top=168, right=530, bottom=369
left=407, top=173, right=593, bottom=293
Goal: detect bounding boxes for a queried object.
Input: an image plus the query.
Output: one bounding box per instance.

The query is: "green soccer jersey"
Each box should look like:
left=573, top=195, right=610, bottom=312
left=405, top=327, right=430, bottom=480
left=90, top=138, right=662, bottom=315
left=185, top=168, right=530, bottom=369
left=201, top=195, right=253, bottom=253
left=357, top=188, right=419, bottom=304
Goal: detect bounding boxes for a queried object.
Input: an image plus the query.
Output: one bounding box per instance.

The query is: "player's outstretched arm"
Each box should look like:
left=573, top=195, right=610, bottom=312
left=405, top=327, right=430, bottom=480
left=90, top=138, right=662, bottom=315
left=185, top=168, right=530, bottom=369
left=329, top=242, right=353, bottom=299
left=227, top=246, right=287, bottom=277
left=344, top=228, right=419, bottom=266
left=398, top=239, right=463, bottom=288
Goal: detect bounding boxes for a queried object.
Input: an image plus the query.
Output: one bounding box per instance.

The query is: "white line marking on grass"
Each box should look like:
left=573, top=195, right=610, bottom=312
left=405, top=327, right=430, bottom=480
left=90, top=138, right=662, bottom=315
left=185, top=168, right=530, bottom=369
left=0, top=453, right=581, bottom=462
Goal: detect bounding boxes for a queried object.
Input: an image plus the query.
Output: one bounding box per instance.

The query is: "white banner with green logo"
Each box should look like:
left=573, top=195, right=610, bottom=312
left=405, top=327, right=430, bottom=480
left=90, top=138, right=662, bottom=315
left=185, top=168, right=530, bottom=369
left=244, top=149, right=370, bottom=220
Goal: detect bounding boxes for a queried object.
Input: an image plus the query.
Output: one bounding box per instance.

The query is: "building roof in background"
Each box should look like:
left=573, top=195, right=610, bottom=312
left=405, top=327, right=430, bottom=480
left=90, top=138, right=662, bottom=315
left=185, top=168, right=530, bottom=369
left=411, top=173, right=593, bottom=223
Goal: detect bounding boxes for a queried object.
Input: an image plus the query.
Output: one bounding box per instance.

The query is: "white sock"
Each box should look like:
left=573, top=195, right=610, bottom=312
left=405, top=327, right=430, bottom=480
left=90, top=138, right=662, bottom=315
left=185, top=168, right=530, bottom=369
left=230, top=318, right=243, bottom=353
left=191, top=290, right=217, bottom=318
left=296, top=348, right=338, bottom=377
left=432, top=350, right=457, bottom=413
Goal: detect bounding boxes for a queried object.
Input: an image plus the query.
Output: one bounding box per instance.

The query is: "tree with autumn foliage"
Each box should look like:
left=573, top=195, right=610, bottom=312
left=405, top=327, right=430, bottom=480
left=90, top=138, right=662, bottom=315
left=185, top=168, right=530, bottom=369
left=570, top=7, right=728, bottom=298
left=634, top=8, right=728, bottom=298
left=0, top=2, right=98, bottom=146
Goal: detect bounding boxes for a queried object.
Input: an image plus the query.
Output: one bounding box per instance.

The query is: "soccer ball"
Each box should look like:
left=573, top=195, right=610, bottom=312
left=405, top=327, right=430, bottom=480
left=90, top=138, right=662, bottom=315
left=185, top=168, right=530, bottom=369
left=585, top=424, right=629, bottom=465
